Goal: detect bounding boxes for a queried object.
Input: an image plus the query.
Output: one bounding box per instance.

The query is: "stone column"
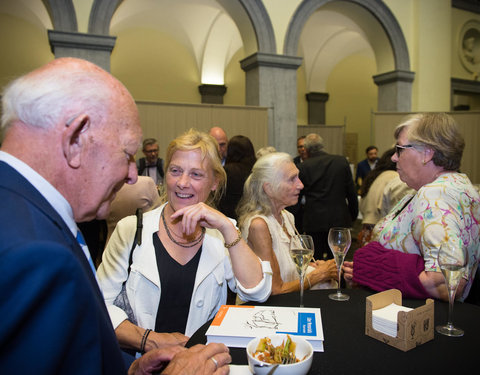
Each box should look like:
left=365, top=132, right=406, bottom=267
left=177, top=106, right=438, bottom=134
left=48, top=30, right=116, bottom=72
left=373, top=70, right=415, bottom=112
left=241, top=52, right=302, bottom=155
left=306, top=92, right=329, bottom=124
left=198, top=84, right=227, bottom=104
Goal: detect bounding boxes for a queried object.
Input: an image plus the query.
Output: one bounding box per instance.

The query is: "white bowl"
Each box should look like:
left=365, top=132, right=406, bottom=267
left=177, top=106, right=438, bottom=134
left=246, top=334, right=313, bottom=375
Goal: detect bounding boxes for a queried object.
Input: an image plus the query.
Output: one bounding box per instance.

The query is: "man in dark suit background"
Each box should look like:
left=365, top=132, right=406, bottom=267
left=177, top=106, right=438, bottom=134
left=0, top=58, right=229, bottom=375
left=293, top=135, right=307, bottom=165
left=288, top=135, right=308, bottom=233
left=355, top=145, right=378, bottom=192
left=298, top=133, right=358, bottom=260
left=136, top=138, right=164, bottom=186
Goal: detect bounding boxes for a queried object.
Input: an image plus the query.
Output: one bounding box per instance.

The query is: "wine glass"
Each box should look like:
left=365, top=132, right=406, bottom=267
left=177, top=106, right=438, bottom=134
left=289, top=235, right=314, bottom=307
left=435, top=242, right=467, bottom=337
left=328, top=227, right=352, bottom=301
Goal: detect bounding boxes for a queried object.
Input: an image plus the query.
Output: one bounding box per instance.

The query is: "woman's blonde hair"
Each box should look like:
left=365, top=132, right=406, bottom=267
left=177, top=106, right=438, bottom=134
left=394, top=112, right=464, bottom=171
left=158, top=128, right=226, bottom=207
left=237, top=152, right=293, bottom=230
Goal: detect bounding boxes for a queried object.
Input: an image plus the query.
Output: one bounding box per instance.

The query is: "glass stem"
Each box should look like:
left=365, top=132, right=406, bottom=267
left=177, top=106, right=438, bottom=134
left=337, top=266, right=342, bottom=295
left=299, top=271, right=305, bottom=307
left=447, top=288, right=455, bottom=327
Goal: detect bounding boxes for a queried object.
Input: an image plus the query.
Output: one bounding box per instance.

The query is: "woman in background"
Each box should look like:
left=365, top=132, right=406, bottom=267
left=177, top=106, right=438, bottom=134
left=358, top=148, right=412, bottom=246
left=237, top=152, right=337, bottom=295
left=218, top=135, right=256, bottom=219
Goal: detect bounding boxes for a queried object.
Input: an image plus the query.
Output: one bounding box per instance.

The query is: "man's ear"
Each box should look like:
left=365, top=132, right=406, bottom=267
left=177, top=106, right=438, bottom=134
left=62, top=114, right=90, bottom=168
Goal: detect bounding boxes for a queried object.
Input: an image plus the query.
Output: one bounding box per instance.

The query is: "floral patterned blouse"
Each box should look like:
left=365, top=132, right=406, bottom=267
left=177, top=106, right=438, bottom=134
left=372, top=172, right=480, bottom=300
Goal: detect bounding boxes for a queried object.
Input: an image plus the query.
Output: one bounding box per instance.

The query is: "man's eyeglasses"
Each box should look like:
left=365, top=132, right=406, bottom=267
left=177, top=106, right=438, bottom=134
left=395, top=144, right=414, bottom=156
left=144, top=149, right=159, bottom=154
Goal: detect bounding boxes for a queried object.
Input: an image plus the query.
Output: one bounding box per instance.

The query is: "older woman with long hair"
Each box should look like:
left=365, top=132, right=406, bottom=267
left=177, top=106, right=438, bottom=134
left=98, top=129, right=272, bottom=358
left=237, top=152, right=337, bottom=295
left=344, top=113, right=480, bottom=301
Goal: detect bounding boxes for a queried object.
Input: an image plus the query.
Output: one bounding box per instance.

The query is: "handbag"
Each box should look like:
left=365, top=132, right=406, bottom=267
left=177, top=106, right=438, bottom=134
left=113, top=208, right=143, bottom=325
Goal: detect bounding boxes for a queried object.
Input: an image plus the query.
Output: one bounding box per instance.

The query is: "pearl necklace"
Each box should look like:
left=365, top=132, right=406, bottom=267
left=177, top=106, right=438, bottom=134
left=161, top=206, right=205, bottom=248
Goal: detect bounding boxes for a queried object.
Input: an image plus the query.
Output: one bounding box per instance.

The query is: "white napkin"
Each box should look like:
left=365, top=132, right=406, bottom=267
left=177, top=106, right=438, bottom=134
left=229, top=364, right=253, bottom=374
left=372, top=303, right=412, bottom=337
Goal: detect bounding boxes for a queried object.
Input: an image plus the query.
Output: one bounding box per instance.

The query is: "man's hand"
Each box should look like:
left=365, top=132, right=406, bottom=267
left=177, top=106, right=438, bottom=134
left=129, top=343, right=231, bottom=375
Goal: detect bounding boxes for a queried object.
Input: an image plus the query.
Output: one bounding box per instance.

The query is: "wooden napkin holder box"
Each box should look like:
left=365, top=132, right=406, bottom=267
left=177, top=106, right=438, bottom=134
left=365, top=289, right=434, bottom=352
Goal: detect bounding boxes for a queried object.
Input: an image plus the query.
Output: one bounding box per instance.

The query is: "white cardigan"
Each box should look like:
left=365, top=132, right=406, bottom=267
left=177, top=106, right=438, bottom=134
left=97, top=203, right=272, bottom=338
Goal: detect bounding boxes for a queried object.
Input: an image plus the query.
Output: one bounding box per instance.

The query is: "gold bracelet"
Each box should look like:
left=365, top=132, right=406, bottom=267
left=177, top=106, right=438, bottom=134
left=224, top=229, right=242, bottom=248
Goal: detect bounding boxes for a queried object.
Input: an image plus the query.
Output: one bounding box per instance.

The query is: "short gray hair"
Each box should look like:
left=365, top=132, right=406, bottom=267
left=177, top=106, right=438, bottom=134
left=2, top=59, right=113, bottom=133
left=304, top=133, right=324, bottom=155
left=394, top=113, right=464, bottom=171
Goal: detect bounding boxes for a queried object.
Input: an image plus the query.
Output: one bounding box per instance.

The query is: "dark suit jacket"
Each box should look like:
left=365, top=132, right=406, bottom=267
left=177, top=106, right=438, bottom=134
left=137, top=157, right=164, bottom=179
left=355, top=158, right=376, bottom=186
left=0, top=162, right=126, bottom=374
left=298, top=151, right=358, bottom=232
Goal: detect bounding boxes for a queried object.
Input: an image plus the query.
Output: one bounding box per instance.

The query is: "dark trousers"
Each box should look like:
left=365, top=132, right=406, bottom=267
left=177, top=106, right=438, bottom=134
left=307, top=231, right=333, bottom=261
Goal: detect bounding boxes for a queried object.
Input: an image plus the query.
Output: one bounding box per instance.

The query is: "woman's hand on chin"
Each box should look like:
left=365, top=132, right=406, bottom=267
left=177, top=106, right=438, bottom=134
left=171, top=202, right=232, bottom=235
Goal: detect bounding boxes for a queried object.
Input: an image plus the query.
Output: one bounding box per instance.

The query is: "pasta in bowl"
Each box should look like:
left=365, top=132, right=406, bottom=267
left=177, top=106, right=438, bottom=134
left=246, top=334, right=313, bottom=374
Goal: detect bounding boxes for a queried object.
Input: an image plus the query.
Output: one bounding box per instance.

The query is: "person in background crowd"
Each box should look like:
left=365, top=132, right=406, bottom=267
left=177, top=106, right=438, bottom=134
left=288, top=135, right=308, bottom=233
left=355, top=145, right=378, bottom=192
left=293, top=135, right=307, bottom=165
left=209, top=127, right=228, bottom=166
left=106, top=175, right=159, bottom=242
left=357, top=148, right=413, bottom=247
left=238, top=152, right=338, bottom=295
left=0, top=57, right=231, bottom=375
left=256, top=145, right=276, bottom=158
left=137, top=138, right=164, bottom=187
left=344, top=113, right=480, bottom=302
left=218, top=135, right=256, bottom=220
left=98, top=129, right=272, bottom=361
left=298, top=133, right=358, bottom=261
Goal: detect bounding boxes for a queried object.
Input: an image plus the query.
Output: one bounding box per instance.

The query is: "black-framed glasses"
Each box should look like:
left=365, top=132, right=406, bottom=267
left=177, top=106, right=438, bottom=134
left=395, top=144, right=414, bottom=156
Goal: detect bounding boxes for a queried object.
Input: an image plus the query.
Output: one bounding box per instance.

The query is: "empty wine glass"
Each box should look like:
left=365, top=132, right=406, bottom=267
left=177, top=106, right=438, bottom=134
left=328, top=227, right=351, bottom=301
left=289, top=235, right=314, bottom=307
left=435, top=242, right=467, bottom=337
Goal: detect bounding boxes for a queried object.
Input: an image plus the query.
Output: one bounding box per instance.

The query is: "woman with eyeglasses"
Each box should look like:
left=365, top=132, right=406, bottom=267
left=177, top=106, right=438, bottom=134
left=343, top=113, right=480, bottom=302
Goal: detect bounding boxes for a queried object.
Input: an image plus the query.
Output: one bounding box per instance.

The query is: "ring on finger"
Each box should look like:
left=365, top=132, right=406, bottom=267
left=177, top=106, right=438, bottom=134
left=210, top=356, right=218, bottom=370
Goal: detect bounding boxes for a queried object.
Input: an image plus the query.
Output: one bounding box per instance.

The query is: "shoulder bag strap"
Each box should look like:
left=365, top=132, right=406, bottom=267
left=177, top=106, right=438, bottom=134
left=126, top=207, right=143, bottom=277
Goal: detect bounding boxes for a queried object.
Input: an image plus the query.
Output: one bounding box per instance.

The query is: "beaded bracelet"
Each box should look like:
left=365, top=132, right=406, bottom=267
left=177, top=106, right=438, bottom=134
left=140, top=328, right=152, bottom=353
left=224, top=229, right=242, bottom=249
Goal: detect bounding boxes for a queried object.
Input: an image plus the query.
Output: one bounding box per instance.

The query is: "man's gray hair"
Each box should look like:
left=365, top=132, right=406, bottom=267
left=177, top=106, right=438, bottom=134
left=304, top=133, right=324, bottom=154
left=1, top=60, right=112, bottom=133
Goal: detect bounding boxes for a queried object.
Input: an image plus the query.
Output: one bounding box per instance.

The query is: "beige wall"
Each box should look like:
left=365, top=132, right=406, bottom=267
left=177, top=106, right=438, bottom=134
left=223, top=48, right=246, bottom=106
left=325, top=53, right=377, bottom=162
left=111, top=28, right=201, bottom=103
left=135, top=101, right=268, bottom=161
left=0, top=14, right=53, bottom=88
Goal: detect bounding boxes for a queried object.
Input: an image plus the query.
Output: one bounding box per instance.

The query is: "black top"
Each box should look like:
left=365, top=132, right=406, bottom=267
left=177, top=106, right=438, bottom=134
left=153, top=233, right=202, bottom=334
left=218, top=162, right=252, bottom=219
